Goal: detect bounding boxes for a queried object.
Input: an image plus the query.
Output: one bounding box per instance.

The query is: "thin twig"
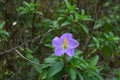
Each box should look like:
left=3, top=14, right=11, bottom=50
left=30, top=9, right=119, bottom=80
left=33, top=29, right=52, bottom=53
left=34, top=28, right=54, bottom=52
left=83, top=0, right=103, bottom=51
left=15, top=49, right=41, bottom=66
left=0, top=28, right=55, bottom=55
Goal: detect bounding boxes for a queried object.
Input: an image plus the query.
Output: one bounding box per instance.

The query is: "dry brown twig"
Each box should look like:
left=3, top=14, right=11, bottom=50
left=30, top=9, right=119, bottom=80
left=15, top=49, right=41, bottom=66
left=0, top=28, right=55, bottom=55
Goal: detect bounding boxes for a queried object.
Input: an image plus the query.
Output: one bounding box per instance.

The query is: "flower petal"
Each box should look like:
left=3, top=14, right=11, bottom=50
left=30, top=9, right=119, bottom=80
left=66, top=48, right=75, bottom=57
left=68, top=39, right=79, bottom=48
left=55, top=48, right=64, bottom=56
left=60, top=33, right=73, bottom=40
left=52, top=37, right=62, bottom=47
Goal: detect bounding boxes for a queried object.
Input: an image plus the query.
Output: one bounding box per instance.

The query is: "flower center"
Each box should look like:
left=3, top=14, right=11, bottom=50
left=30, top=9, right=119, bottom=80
left=62, top=38, right=68, bottom=49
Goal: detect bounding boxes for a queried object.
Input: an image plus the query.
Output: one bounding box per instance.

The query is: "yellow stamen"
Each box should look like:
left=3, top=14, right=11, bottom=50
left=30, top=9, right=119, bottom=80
left=63, top=38, right=68, bottom=49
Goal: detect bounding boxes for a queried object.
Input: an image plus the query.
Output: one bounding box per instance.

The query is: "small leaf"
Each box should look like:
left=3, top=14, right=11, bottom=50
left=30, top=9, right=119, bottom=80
left=44, top=44, right=53, bottom=48
left=26, top=48, right=33, bottom=54
left=110, top=78, right=118, bottom=80
left=102, top=44, right=114, bottom=56
left=23, top=1, right=30, bottom=7
left=0, top=30, right=9, bottom=36
left=90, top=55, right=99, bottom=66
left=0, top=30, right=9, bottom=40
left=79, top=23, right=89, bottom=34
left=32, top=58, right=41, bottom=73
left=92, top=37, right=100, bottom=49
left=74, top=12, right=79, bottom=21
left=81, top=9, right=85, bottom=15
left=26, top=53, right=33, bottom=59
left=74, top=50, right=83, bottom=56
left=25, top=48, right=33, bottom=59
left=46, top=62, right=64, bottom=79
left=91, top=71, right=104, bottom=80
left=82, top=17, right=93, bottom=21
left=36, top=11, right=43, bottom=15
left=44, top=56, right=57, bottom=64
left=39, top=70, right=47, bottom=80
left=61, top=21, right=71, bottom=27
left=76, top=70, right=84, bottom=80
left=69, top=68, right=76, bottom=80
left=0, top=22, right=5, bottom=29
left=19, top=47, right=24, bottom=51
left=64, top=0, right=71, bottom=9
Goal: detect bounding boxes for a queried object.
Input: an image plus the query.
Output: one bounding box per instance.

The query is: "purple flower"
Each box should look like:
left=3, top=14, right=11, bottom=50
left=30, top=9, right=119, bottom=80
left=52, top=33, right=79, bottom=57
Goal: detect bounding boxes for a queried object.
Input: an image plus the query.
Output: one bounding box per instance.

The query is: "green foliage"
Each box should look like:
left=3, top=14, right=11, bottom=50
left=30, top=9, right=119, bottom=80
left=89, top=32, right=120, bottom=57
left=0, top=22, right=9, bottom=40
left=39, top=51, right=103, bottom=80
left=17, top=1, right=42, bottom=15
left=46, top=62, right=64, bottom=80
left=20, top=47, right=42, bottom=73
left=56, top=0, right=93, bottom=33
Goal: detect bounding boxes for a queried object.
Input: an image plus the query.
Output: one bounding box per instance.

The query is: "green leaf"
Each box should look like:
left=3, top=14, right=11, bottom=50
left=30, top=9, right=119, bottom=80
left=23, top=1, right=30, bottom=7
left=69, top=68, right=76, bottom=80
left=26, top=53, right=33, bottom=59
left=39, top=70, right=47, bottom=80
left=92, top=37, right=100, bottom=49
left=68, top=14, right=74, bottom=22
left=74, top=12, right=79, bottom=21
left=26, top=48, right=33, bottom=54
left=44, top=44, right=53, bottom=48
left=61, top=21, right=71, bottom=27
left=44, top=56, right=57, bottom=64
left=110, top=78, right=118, bottom=80
left=19, top=47, right=24, bottom=51
left=64, top=0, right=71, bottom=9
left=79, top=23, right=89, bottom=34
left=0, top=30, right=9, bottom=40
left=53, top=71, right=63, bottom=80
left=46, top=62, right=64, bottom=79
left=74, top=50, right=83, bottom=57
left=102, top=44, right=114, bottom=56
left=36, top=11, right=43, bottom=15
left=91, top=71, right=104, bottom=80
left=33, top=65, right=42, bottom=73
left=81, top=9, right=85, bottom=15
left=0, top=30, right=9, bottom=37
left=76, top=70, right=84, bottom=80
left=32, top=58, right=41, bottom=73
left=32, top=61, right=41, bottom=74
left=25, top=48, right=33, bottom=59
left=82, top=17, right=93, bottom=21
left=0, top=22, right=5, bottom=29
left=90, top=55, right=99, bottom=66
